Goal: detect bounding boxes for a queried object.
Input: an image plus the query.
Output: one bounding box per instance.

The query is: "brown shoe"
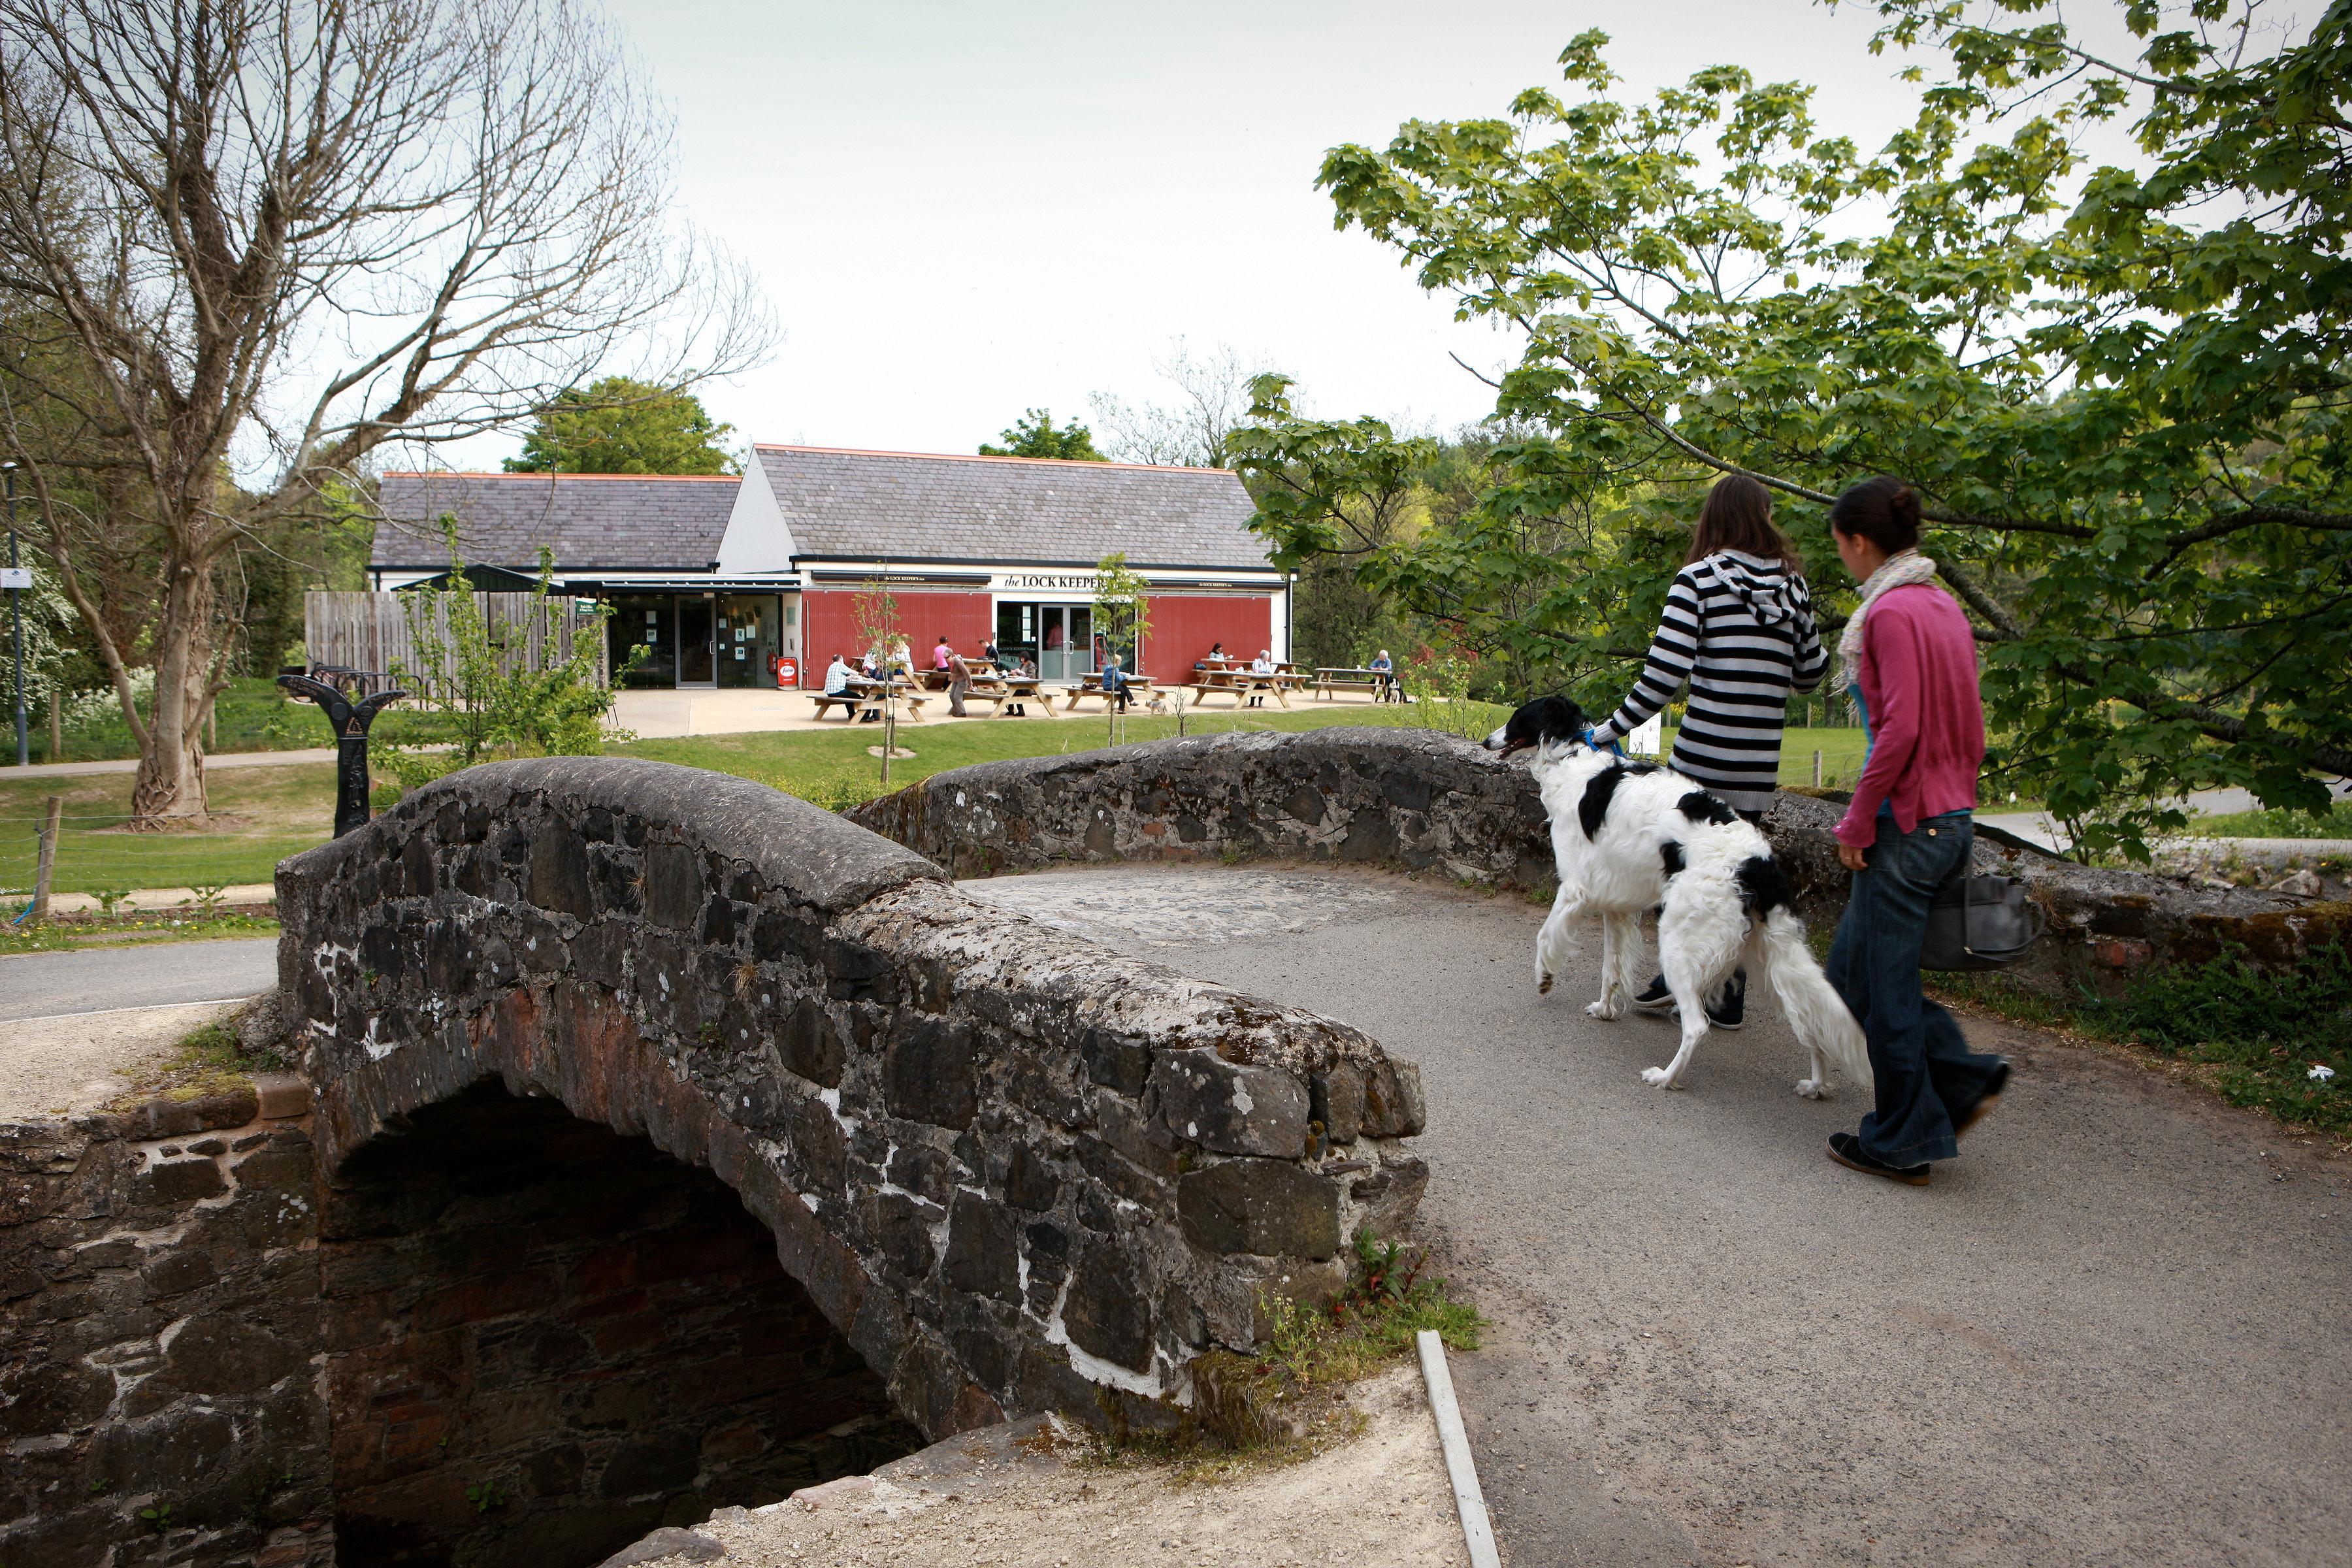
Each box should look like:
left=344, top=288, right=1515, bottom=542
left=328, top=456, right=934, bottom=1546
left=1827, top=1132, right=1930, bottom=1186
left=1952, top=1062, right=2012, bottom=1140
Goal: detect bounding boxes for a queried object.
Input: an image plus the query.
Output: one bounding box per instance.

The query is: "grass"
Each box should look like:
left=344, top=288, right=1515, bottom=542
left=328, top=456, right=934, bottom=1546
left=1079, top=1231, right=1484, bottom=1482
left=1, top=702, right=1508, bottom=898
left=0, top=763, right=336, bottom=897
left=0, top=910, right=278, bottom=956
left=2185, top=802, right=2352, bottom=840
left=610, top=701, right=1509, bottom=809
left=1660, top=726, right=1872, bottom=788
left=25, top=674, right=453, bottom=765
left=114, top=1006, right=297, bottom=1107
left=1933, top=943, right=2352, bottom=1139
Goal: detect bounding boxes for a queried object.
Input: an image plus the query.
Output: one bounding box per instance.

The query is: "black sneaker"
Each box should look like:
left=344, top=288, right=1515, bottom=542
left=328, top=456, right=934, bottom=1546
left=1827, top=1132, right=1930, bottom=1186
left=1631, top=976, right=1674, bottom=1013
left=1705, top=971, right=1746, bottom=1032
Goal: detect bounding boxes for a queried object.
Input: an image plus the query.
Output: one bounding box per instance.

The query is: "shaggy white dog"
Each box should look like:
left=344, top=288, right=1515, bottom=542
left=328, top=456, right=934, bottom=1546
left=1485, top=696, right=1871, bottom=1098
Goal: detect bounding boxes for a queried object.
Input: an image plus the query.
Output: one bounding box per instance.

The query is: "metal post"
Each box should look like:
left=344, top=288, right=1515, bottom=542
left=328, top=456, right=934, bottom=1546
left=276, top=674, right=406, bottom=837
left=7, top=466, right=24, bottom=768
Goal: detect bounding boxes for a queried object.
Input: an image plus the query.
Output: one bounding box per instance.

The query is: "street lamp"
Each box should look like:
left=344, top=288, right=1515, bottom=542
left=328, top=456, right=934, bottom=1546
left=3, top=461, right=24, bottom=768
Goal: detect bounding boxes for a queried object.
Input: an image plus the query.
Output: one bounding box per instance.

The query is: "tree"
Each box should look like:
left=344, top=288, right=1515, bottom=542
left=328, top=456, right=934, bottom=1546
left=504, top=376, right=737, bottom=474
left=1240, top=4, right=2352, bottom=858
left=1090, top=551, right=1152, bottom=743
left=0, top=0, right=773, bottom=826
left=1089, top=339, right=1265, bottom=467
left=979, top=410, right=1105, bottom=461
left=376, top=517, right=628, bottom=797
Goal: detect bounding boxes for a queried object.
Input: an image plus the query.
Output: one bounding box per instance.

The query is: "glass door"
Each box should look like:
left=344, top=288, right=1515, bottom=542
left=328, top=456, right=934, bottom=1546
left=676, top=595, right=716, bottom=686
left=1039, top=606, right=1068, bottom=681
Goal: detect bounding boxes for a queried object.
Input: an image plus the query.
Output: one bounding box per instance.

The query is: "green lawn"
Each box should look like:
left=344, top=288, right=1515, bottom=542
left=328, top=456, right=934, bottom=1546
left=2187, top=802, right=2352, bottom=840
left=1, top=763, right=339, bottom=898
left=1, top=709, right=1884, bottom=902
left=27, top=675, right=453, bottom=765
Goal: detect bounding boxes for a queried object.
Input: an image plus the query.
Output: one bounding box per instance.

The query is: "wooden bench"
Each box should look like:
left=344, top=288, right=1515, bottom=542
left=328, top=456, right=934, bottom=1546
left=1315, top=666, right=1404, bottom=701
left=1189, top=671, right=1294, bottom=709
left=809, top=686, right=930, bottom=722
left=1061, top=675, right=1154, bottom=711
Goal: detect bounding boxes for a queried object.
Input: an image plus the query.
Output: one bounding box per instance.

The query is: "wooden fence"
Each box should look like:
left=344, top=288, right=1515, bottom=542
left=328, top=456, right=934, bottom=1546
left=303, top=591, right=609, bottom=698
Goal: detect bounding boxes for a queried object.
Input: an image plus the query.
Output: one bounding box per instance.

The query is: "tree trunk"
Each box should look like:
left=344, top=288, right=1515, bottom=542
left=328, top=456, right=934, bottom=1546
left=131, top=564, right=216, bottom=828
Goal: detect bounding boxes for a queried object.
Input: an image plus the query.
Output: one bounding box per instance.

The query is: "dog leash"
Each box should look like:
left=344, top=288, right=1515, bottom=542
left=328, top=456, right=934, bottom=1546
left=1582, top=727, right=1627, bottom=759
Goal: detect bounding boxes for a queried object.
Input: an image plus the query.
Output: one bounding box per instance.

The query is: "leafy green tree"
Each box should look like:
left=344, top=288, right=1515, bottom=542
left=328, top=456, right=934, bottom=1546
left=504, top=377, right=737, bottom=474
left=1235, top=4, right=2352, bottom=858
left=980, top=409, right=1105, bottom=461
left=1091, top=551, right=1153, bottom=742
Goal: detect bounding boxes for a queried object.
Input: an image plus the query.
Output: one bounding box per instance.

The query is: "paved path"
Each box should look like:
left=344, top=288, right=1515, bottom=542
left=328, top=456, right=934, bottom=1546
left=0, top=937, right=278, bottom=1022
left=964, top=865, right=2352, bottom=1568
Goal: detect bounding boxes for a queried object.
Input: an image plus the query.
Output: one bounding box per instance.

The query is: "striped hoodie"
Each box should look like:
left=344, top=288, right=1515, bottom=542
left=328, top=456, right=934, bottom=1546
left=1591, top=549, right=1828, bottom=813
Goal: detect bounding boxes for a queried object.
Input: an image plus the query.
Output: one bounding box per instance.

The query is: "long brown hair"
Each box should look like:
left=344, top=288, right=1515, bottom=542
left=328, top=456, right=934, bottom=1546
left=1685, top=474, right=1805, bottom=571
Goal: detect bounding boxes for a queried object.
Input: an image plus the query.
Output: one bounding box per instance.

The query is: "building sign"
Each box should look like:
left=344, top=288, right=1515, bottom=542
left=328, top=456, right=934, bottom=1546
left=0, top=568, right=29, bottom=590
left=994, top=572, right=1099, bottom=593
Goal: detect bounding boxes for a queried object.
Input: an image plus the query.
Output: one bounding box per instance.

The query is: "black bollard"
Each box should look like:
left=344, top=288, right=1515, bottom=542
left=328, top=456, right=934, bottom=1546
left=276, top=673, right=408, bottom=838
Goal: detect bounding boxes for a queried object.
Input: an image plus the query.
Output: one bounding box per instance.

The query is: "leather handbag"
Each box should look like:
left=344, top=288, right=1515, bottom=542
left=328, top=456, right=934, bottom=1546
left=1921, top=874, right=2046, bottom=972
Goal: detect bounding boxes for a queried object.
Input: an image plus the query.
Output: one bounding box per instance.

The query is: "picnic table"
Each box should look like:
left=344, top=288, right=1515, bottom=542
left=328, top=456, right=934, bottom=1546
left=1061, top=674, right=1156, bottom=711
left=1186, top=668, right=1301, bottom=709
left=808, top=679, right=930, bottom=722
left=976, top=674, right=1054, bottom=715
left=1314, top=666, right=1405, bottom=702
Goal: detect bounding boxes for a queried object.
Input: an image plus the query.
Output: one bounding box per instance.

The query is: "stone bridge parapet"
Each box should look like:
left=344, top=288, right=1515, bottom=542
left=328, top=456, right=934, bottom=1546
left=849, top=727, right=2348, bottom=990
left=276, top=758, right=1427, bottom=1443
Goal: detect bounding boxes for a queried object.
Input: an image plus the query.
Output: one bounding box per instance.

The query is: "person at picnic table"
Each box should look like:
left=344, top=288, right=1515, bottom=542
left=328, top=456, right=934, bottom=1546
left=888, top=636, right=913, bottom=676
left=823, top=653, right=855, bottom=698
left=1370, top=648, right=1396, bottom=701
left=932, top=635, right=954, bottom=672
left=983, top=636, right=1005, bottom=670
left=1202, top=641, right=1227, bottom=666
left=1245, top=648, right=1275, bottom=706
left=1101, top=654, right=1133, bottom=713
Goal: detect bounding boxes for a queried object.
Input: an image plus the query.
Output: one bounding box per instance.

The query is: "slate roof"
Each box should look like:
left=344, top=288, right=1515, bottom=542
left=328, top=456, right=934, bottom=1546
left=755, top=446, right=1273, bottom=570
left=372, top=472, right=742, bottom=571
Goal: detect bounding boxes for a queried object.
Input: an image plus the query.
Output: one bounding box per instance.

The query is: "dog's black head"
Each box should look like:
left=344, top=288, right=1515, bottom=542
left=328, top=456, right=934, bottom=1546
left=1484, top=695, right=1587, bottom=757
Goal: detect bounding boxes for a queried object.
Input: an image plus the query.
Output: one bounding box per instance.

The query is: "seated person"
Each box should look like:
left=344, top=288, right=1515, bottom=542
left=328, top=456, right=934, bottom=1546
left=1101, top=655, right=1132, bottom=713
left=1201, top=641, right=1228, bottom=667
left=823, top=653, right=855, bottom=698
left=1369, top=647, right=1395, bottom=700
left=933, top=635, right=955, bottom=673
left=1247, top=649, right=1275, bottom=706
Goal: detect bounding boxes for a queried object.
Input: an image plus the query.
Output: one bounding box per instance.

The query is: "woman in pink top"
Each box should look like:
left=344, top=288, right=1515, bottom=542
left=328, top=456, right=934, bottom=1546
left=1821, top=478, right=2008, bottom=1186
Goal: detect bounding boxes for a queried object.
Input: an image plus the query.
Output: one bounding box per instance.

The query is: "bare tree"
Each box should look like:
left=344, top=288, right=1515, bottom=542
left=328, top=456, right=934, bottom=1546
left=1089, top=338, right=1263, bottom=468
left=0, top=0, right=773, bottom=825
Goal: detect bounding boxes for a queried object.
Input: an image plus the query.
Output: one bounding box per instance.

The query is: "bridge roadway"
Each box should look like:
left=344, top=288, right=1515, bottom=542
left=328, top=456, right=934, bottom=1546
left=962, top=862, right=2352, bottom=1568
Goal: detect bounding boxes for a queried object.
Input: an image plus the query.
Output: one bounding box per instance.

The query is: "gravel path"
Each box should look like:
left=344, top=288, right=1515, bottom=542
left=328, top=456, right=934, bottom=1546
left=965, top=864, right=2352, bottom=1568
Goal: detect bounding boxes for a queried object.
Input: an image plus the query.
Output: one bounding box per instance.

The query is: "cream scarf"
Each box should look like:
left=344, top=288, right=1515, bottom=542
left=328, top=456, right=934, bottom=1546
left=1835, top=548, right=1941, bottom=694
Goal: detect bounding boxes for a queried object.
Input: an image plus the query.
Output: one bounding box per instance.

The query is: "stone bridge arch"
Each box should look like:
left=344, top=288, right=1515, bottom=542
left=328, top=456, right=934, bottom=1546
left=277, top=758, right=1428, bottom=1450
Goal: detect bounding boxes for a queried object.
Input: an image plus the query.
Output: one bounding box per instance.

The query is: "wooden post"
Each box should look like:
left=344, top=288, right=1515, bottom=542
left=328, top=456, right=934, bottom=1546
left=1812, top=750, right=1823, bottom=787
left=31, top=793, right=60, bottom=923
left=46, top=681, right=60, bottom=761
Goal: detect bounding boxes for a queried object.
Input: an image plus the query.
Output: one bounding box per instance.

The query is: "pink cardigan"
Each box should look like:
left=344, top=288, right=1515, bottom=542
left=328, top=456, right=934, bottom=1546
left=1835, top=583, right=1985, bottom=846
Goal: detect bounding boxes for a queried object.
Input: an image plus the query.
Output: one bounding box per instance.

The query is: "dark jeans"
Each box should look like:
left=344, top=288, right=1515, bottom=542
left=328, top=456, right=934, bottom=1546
left=1827, top=810, right=2006, bottom=1165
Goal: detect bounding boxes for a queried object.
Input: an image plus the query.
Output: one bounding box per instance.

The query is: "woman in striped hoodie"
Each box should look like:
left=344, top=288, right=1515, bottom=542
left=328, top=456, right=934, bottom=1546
left=1589, top=474, right=1829, bottom=1027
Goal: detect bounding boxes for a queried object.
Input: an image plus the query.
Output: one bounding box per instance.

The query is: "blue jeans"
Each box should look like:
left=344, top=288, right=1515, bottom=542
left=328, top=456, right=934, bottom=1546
left=1826, top=810, right=2006, bottom=1165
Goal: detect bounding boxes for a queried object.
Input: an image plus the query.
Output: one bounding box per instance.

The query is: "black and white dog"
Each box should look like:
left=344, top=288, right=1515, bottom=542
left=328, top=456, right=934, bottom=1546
left=1484, top=696, right=1870, bottom=1098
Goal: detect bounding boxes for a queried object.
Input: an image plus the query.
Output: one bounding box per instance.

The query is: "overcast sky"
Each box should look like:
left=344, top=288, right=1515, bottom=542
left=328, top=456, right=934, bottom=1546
left=527, top=1, right=1991, bottom=463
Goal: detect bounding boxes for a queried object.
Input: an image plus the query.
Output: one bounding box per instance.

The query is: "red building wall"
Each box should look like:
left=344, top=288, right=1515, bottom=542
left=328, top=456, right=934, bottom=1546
left=1144, top=595, right=1273, bottom=681
left=799, top=589, right=995, bottom=686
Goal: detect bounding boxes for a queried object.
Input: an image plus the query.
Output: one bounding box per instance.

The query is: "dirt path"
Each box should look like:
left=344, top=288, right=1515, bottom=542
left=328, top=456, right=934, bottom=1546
left=963, top=864, right=2352, bottom=1568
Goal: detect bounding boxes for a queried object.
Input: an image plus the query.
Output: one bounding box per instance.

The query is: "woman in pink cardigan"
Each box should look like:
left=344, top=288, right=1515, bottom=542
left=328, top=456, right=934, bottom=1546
left=1821, top=477, right=2009, bottom=1186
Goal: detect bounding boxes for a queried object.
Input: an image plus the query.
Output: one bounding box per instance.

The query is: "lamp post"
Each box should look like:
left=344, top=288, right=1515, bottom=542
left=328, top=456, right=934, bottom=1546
left=5, top=462, right=24, bottom=768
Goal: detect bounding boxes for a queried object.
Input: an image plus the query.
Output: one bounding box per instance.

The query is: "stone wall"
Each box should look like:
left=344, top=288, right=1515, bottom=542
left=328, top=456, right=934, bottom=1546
left=849, top=728, right=2349, bottom=991
left=323, top=1083, right=918, bottom=1568
left=1, top=1079, right=331, bottom=1568
left=276, top=757, right=1427, bottom=1448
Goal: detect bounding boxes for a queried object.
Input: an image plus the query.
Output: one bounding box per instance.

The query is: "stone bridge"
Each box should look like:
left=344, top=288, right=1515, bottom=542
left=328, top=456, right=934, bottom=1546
left=278, top=757, right=1428, bottom=1444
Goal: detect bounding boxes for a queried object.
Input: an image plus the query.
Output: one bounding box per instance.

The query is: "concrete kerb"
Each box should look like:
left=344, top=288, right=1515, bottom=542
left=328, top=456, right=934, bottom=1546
left=273, top=756, right=1429, bottom=1446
